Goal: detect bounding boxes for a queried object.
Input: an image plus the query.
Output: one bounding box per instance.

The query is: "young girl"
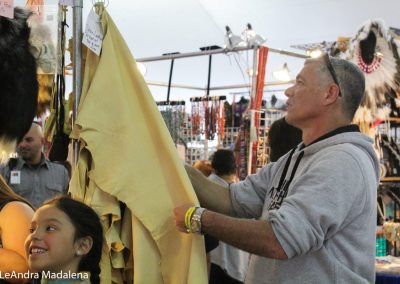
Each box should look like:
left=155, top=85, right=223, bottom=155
left=25, top=196, right=103, bottom=284
left=0, top=175, right=34, bottom=283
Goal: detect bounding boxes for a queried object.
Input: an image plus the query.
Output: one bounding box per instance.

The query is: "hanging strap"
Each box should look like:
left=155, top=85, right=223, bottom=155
left=55, top=7, right=67, bottom=135
left=166, top=59, right=174, bottom=103
left=162, top=52, right=180, bottom=103
left=206, top=54, right=212, bottom=97
left=285, top=150, right=304, bottom=189
left=276, top=147, right=296, bottom=190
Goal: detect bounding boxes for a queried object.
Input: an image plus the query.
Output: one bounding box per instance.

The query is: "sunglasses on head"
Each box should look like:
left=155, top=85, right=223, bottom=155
left=323, top=53, right=342, bottom=97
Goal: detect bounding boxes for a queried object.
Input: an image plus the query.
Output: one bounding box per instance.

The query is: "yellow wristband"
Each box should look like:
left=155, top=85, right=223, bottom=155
left=184, top=206, right=196, bottom=231
left=185, top=207, right=196, bottom=231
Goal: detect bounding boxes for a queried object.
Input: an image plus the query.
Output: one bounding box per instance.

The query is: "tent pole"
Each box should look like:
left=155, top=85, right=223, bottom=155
left=72, top=0, right=83, bottom=166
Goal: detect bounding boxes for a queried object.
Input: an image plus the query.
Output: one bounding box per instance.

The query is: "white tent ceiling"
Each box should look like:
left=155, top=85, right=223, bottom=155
left=98, top=0, right=400, bottom=102
left=17, top=0, right=400, bottom=102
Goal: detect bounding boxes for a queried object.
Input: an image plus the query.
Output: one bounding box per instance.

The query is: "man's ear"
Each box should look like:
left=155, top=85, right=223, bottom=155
left=75, top=236, right=93, bottom=257
left=324, top=84, right=340, bottom=105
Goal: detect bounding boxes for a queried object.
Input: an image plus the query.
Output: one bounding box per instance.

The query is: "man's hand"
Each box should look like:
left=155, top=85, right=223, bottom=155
left=173, top=204, right=193, bottom=233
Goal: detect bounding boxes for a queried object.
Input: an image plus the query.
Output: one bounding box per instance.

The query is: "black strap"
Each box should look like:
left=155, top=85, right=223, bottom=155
left=280, top=151, right=305, bottom=201
left=166, top=59, right=174, bottom=103
left=287, top=151, right=305, bottom=186
left=277, top=147, right=296, bottom=189
left=55, top=9, right=67, bottom=136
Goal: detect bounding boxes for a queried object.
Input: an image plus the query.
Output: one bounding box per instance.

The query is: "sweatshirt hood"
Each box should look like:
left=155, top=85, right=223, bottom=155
left=299, top=132, right=380, bottom=182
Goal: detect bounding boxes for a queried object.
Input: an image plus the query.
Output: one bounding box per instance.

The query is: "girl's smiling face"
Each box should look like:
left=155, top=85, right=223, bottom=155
left=25, top=204, right=82, bottom=273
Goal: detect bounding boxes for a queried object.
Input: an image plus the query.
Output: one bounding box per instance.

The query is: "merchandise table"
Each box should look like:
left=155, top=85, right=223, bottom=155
left=376, top=256, right=400, bottom=284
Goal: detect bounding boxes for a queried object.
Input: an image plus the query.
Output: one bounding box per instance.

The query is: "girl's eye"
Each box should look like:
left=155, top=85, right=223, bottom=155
left=29, top=228, right=35, bottom=233
left=46, top=226, right=56, bottom=232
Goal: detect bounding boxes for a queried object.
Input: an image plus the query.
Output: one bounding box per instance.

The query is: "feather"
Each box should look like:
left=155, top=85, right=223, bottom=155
left=346, top=19, right=400, bottom=120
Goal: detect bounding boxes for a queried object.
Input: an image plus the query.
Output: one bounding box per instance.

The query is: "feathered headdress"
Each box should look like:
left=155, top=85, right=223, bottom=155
left=0, top=8, right=38, bottom=163
left=346, top=19, right=400, bottom=122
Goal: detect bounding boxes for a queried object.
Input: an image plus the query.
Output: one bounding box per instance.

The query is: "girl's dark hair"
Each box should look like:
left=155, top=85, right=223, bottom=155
left=44, top=196, right=103, bottom=284
left=211, top=149, right=236, bottom=176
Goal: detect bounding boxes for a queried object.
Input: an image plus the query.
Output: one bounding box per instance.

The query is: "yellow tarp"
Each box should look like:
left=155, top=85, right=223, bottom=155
left=69, top=6, right=207, bottom=284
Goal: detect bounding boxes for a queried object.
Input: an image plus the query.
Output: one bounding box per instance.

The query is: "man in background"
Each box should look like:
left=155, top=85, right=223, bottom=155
left=0, top=123, right=69, bottom=208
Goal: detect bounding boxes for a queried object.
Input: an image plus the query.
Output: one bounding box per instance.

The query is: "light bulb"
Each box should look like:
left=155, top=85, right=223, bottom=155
left=273, top=63, right=291, bottom=82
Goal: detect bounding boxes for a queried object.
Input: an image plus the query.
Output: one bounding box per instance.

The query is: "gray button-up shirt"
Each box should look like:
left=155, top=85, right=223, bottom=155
left=0, top=155, right=69, bottom=208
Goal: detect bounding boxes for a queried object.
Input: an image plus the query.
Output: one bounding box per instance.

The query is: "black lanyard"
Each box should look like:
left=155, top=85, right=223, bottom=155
left=268, top=148, right=304, bottom=210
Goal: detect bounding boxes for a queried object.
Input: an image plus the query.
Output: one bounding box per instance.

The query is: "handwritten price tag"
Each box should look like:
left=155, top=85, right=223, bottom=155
left=0, top=0, right=14, bottom=19
left=82, top=9, right=103, bottom=56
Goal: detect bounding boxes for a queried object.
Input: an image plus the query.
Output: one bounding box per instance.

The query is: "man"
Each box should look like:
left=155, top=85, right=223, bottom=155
left=0, top=123, right=69, bottom=208
left=174, top=55, right=379, bottom=283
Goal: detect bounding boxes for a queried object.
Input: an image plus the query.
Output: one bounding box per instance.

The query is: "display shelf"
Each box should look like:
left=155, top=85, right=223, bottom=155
left=387, top=117, right=400, bottom=123
left=381, top=177, right=400, bottom=182
left=221, top=127, right=240, bottom=149
left=264, top=109, right=286, bottom=127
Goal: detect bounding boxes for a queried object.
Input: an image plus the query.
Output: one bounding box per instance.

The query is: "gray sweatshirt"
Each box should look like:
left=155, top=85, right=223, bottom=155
left=230, top=131, right=379, bottom=284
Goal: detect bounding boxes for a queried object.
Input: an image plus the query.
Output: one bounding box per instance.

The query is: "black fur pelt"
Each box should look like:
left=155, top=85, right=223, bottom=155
left=0, top=8, right=38, bottom=144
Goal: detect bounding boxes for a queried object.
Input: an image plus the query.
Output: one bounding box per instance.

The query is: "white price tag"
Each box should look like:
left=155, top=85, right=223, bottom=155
left=82, top=9, right=103, bottom=56
left=59, top=0, right=74, bottom=6
left=10, top=170, right=20, bottom=184
left=0, top=0, right=14, bottom=19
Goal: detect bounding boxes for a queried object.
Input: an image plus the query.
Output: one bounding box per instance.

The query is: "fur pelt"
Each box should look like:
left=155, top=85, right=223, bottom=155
left=0, top=8, right=38, bottom=163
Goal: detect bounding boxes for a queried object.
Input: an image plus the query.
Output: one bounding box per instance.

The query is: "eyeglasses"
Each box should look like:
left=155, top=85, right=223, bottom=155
left=323, top=53, right=342, bottom=97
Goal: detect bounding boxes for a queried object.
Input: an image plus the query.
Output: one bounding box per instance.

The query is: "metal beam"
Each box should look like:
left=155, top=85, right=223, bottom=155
left=136, top=46, right=308, bottom=63
left=146, top=81, right=205, bottom=91
left=146, top=80, right=294, bottom=91
left=209, top=80, right=294, bottom=91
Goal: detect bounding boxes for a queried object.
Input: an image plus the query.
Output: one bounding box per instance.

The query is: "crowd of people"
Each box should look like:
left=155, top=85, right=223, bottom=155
left=0, top=5, right=380, bottom=284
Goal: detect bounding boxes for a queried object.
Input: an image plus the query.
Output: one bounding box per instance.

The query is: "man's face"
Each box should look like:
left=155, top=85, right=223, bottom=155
left=17, top=125, right=43, bottom=162
left=284, top=61, right=326, bottom=128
